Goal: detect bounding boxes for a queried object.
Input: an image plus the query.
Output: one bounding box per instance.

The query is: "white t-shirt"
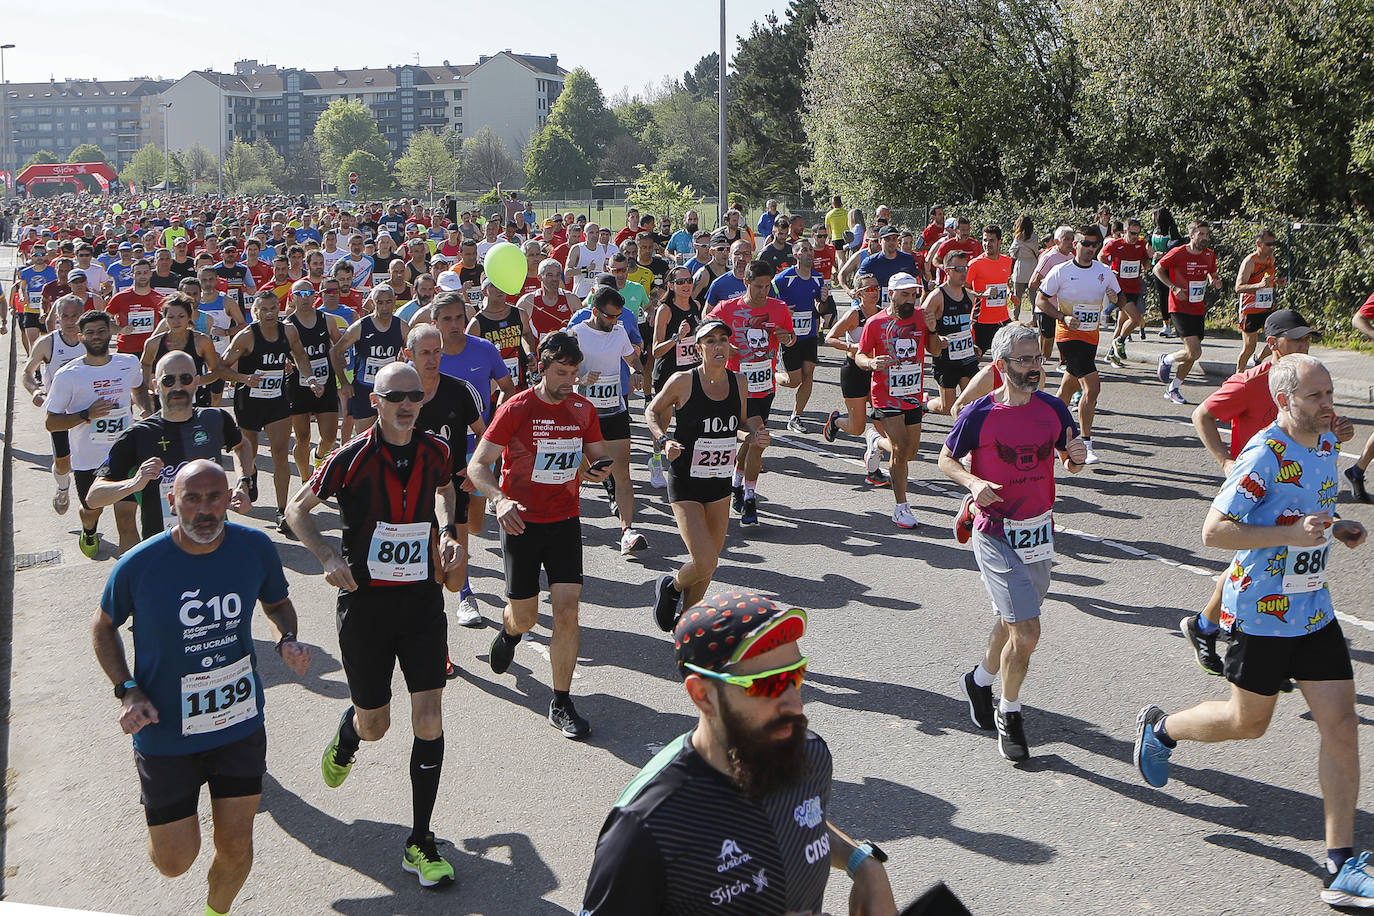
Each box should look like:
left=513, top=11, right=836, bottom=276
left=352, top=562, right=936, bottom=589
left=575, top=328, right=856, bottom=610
left=322, top=247, right=347, bottom=271
left=77, top=261, right=111, bottom=291
left=342, top=255, right=373, bottom=289
left=569, top=320, right=636, bottom=416
left=1040, top=259, right=1121, bottom=332
left=475, top=239, right=500, bottom=260
left=566, top=243, right=611, bottom=298
left=44, top=354, right=143, bottom=471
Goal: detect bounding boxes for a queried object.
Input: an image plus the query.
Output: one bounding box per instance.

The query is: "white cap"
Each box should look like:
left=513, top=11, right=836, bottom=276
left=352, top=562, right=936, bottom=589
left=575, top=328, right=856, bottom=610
left=887, top=272, right=921, bottom=291
left=436, top=270, right=463, bottom=292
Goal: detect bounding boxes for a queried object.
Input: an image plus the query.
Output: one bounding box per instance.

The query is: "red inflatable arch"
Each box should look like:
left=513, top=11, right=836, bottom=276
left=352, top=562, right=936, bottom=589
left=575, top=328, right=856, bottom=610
left=15, top=161, right=119, bottom=194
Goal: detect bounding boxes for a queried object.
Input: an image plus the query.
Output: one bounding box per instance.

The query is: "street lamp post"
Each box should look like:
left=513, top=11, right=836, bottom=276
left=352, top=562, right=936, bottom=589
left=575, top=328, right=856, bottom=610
left=718, top=1, right=727, bottom=221
left=161, top=101, right=172, bottom=193
left=1, top=44, right=14, bottom=193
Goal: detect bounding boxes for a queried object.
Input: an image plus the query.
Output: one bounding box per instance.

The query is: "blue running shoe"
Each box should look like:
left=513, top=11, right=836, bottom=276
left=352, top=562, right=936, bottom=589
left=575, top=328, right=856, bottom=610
left=1156, top=354, right=1172, bottom=384
left=1134, top=704, right=1172, bottom=788
left=1323, top=851, right=1374, bottom=908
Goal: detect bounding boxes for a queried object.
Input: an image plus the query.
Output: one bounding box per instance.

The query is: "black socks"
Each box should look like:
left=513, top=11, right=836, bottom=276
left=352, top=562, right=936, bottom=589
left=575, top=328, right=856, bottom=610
left=409, top=735, right=444, bottom=845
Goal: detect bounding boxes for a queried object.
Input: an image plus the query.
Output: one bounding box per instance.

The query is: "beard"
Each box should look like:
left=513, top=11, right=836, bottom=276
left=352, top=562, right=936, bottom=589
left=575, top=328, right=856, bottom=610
left=1006, top=364, right=1040, bottom=392
left=685, top=222, right=699, bottom=233
left=895, top=301, right=915, bottom=319
left=179, top=513, right=225, bottom=544
left=85, top=337, right=110, bottom=357
left=718, top=691, right=810, bottom=797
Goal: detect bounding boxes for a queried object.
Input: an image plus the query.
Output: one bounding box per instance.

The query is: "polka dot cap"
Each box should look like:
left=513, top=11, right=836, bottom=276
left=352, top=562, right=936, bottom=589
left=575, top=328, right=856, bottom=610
left=673, top=590, right=807, bottom=677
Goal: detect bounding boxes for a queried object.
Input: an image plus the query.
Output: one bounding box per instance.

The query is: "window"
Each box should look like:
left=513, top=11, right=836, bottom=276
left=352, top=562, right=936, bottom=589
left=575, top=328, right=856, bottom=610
left=19, top=107, right=33, bottom=116
left=37, top=123, right=52, bottom=132
left=399, top=69, right=414, bottom=88
left=101, top=105, right=115, bottom=114
left=455, top=122, right=462, bottom=133
left=287, top=73, right=300, bottom=91
left=453, top=89, right=462, bottom=100
left=453, top=106, right=463, bottom=118
left=103, top=121, right=115, bottom=129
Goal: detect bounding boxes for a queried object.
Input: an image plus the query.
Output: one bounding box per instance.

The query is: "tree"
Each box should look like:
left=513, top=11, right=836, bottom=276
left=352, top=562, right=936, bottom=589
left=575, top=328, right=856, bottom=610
left=121, top=143, right=166, bottom=189
left=646, top=90, right=720, bottom=193
left=598, top=134, right=652, bottom=184
left=67, top=144, right=107, bottom=164
left=22, top=150, right=57, bottom=170
left=338, top=149, right=393, bottom=199
left=395, top=129, right=455, bottom=195
left=184, top=144, right=216, bottom=183
left=283, top=137, right=323, bottom=195
left=545, top=68, right=619, bottom=162
left=524, top=125, right=595, bottom=193
left=167, top=152, right=189, bottom=189
left=314, top=99, right=391, bottom=177
left=462, top=127, right=518, bottom=189
left=683, top=53, right=720, bottom=103
left=221, top=138, right=264, bottom=193
left=625, top=166, right=702, bottom=223
left=252, top=138, right=287, bottom=189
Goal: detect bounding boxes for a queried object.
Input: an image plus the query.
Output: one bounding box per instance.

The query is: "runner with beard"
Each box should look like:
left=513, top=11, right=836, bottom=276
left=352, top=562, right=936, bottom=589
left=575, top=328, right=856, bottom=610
left=856, top=272, right=928, bottom=529
left=580, top=591, right=897, bottom=915
left=940, top=324, right=1086, bottom=762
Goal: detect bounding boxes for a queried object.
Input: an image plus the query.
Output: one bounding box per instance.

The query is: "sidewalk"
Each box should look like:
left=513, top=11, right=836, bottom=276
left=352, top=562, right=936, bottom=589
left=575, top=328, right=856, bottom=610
left=1119, top=327, right=1373, bottom=403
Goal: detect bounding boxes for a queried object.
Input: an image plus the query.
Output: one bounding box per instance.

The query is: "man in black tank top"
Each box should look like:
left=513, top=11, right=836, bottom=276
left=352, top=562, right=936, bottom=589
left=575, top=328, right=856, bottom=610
left=332, top=283, right=410, bottom=437
left=924, top=250, right=980, bottom=414
left=691, top=236, right=731, bottom=303
left=286, top=279, right=344, bottom=482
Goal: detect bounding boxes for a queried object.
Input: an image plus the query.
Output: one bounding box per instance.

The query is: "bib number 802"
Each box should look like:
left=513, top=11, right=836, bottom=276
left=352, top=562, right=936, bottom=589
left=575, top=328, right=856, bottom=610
left=186, top=676, right=252, bottom=718
left=376, top=539, right=424, bottom=564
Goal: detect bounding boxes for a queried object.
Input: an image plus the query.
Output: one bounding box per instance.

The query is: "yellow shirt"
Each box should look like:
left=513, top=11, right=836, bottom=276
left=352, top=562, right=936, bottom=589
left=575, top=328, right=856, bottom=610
left=626, top=263, right=655, bottom=302
left=825, top=208, right=849, bottom=244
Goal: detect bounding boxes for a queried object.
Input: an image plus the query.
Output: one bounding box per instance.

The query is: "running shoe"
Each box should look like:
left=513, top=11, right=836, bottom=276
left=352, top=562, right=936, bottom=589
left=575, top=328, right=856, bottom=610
left=602, top=476, right=617, bottom=515
left=489, top=629, right=518, bottom=675
left=960, top=670, right=994, bottom=730
left=863, top=429, right=882, bottom=475
left=823, top=410, right=841, bottom=443
left=954, top=494, right=975, bottom=544
left=865, top=467, right=890, bottom=487
left=549, top=697, right=591, bottom=740
left=53, top=487, right=69, bottom=515
left=445, top=651, right=459, bottom=680
left=1113, top=338, right=1127, bottom=360
left=732, top=484, right=745, bottom=514
left=653, top=574, right=682, bottom=632
left=402, top=832, right=455, bottom=888
left=1160, top=324, right=1177, bottom=339
left=276, top=511, right=293, bottom=538
left=786, top=415, right=805, bottom=433
left=1083, top=442, right=1100, bottom=466
left=1106, top=352, right=1126, bottom=369
left=321, top=708, right=356, bottom=789
left=1134, top=704, right=1171, bottom=787
left=1346, top=465, right=1372, bottom=504
left=1156, top=355, right=1172, bottom=384
left=648, top=452, right=667, bottom=489
left=455, top=594, right=483, bottom=628
left=620, top=527, right=648, bottom=555
left=247, top=472, right=259, bottom=504
left=994, top=709, right=1030, bottom=761
left=1323, top=851, right=1374, bottom=908
left=892, top=504, right=918, bottom=529
left=78, top=530, right=98, bottom=559
left=1164, top=387, right=1188, bottom=405
left=1179, top=615, right=1222, bottom=676
left=1069, top=391, right=1082, bottom=410
left=740, top=496, right=759, bottom=526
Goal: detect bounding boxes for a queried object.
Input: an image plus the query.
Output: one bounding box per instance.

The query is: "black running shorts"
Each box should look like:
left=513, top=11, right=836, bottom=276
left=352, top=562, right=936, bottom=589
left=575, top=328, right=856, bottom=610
left=1224, top=620, right=1353, bottom=697
left=136, top=726, right=266, bottom=826
left=336, top=580, right=447, bottom=710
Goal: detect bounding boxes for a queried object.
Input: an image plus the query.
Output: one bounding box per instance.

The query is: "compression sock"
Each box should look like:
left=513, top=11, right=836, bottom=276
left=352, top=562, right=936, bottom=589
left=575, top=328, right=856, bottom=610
left=972, top=664, right=995, bottom=688
left=1153, top=716, right=1177, bottom=748
left=732, top=469, right=745, bottom=488
left=459, top=576, right=474, bottom=600
left=1196, top=613, right=1220, bottom=635
left=998, top=697, right=1021, bottom=714
left=1327, top=847, right=1354, bottom=875
left=336, top=706, right=362, bottom=758
left=744, top=479, right=758, bottom=498
left=552, top=690, right=571, bottom=707
left=408, top=735, right=444, bottom=844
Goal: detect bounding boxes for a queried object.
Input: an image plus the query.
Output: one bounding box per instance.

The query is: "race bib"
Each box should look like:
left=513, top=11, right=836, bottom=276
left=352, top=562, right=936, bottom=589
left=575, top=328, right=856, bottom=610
left=1070, top=302, right=1102, bottom=333
left=1005, top=509, right=1054, bottom=563
left=1282, top=533, right=1331, bottom=594
left=889, top=364, right=922, bottom=399
left=127, top=309, right=156, bottom=332
left=1119, top=260, right=1141, bottom=280
left=309, top=357, right=331, bottom=382
left=362, top=355, right=395, bottom=385
left=367, top=520, right=430, bottom=583
left=465, top=288, right=482, bottom=305
left=159, top=478, right=176, bottom=533
left=250, top=370, right=285, bottom=399
left=793, top=312, right=814, bottom=338
left=690, top=435, right=737, bottom=478
left=531, top=436, right=582, bottom=485
left=180, top=655, right=257, bottom=737
left=87, top=407, right=130, bottom=445
left=945, top=329, right=975, bottom=360
left=27, top=291, right=43, bottom=310
left=583, top=379, right=621, bottom=410
left=675, top=335, right=698, bottom=366
left=741, top=359, right=773, bottom=394
left=985, top=284, right=1007, bottom=308
left=503, top=355, right=521, bottom=380
left=1188, top=280, right=1206, bottom=304
left=1255, top=288, right=1274, bottom=308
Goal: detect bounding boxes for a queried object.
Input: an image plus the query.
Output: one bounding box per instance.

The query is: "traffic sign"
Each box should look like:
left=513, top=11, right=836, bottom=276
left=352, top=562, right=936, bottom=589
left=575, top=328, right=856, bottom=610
left=348, top=172, right=358, bottom=182
left=349, top=183, right=358, bottom=196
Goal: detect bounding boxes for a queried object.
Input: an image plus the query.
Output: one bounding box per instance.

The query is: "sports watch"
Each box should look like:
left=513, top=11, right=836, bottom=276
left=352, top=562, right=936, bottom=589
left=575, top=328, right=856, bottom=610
left=846, top=840, right=888, bottom=879
left=114, top=679, right=138, bottom=700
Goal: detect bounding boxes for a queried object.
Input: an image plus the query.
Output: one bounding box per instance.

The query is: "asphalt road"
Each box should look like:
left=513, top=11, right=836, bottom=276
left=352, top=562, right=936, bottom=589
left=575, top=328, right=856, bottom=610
left=4, top=257, right=1374, bottom=915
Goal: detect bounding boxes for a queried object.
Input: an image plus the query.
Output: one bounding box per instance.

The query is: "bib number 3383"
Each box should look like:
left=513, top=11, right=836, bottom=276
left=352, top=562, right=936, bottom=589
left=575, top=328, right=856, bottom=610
left=367, top=521, right=430, bottom=583
left=180, top=655, right=257, bottom=736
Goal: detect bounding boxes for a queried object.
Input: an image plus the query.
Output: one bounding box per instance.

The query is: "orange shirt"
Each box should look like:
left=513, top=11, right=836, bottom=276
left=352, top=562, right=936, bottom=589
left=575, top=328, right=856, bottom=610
left=965, top=254, right=1014, bottom=324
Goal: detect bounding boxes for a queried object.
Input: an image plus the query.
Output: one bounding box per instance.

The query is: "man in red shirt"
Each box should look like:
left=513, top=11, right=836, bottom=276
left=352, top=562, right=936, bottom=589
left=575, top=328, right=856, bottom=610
left=1348, top=293, right=1374, bottom=502
left=106, top=260, right=165, bottom=355
left=920, top=205, right=946, bottom=251
left=242, top=239, right=273, bottom=292
left=931, top=217, right=983, bottom=283
left=1183, top=309, right=1354, bottom=670
left=966, top=226, right=1014, bottom=354
left=1102, top=218, right=1151, bottom=367
left=549, top=224, right=581, bottom=268
left=706, top=260, right=795, bottom=527
left=614, top=209, right=642, bottom=249
left=1153, top=220, right=1222, bottom=404
left=468, top=331, right=612, bottom=740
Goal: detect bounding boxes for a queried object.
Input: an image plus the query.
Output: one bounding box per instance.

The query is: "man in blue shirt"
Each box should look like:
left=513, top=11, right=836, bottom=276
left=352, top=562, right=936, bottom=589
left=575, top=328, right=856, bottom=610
left=1133, top=355, right=1371, bottom=909
left=666, top=211, right=699, bottom=262
left=859, top=226, right=919, bottom=294
left=92, top=460, right=312, bottom=916
left=774, top=239, right=829, bottom=432
left=757, top=199, right=780, bottom=238
left=705, top=240, right=753, bottom=307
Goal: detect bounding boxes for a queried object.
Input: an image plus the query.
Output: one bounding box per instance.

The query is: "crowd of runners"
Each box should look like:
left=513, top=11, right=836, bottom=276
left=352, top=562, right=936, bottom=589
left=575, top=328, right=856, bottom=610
left=5, top=191, right=1374, bottom=914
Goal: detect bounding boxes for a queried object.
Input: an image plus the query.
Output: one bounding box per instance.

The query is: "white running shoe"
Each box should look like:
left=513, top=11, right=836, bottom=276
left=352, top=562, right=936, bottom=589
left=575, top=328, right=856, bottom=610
left=648, top=453, right=667, bottom=489
left=1083, top=442, right=1100, bottom=465
left=456, top=594, right=483, bottom=628
left=892, top=504, right=919, bottom=529
left=620, top=527, right=648, bottom=555
left=53, top=487, right=70, bottom=515
left=786, top=415, right=805, bottom=433
left=863, top=428, right=882, bottom=474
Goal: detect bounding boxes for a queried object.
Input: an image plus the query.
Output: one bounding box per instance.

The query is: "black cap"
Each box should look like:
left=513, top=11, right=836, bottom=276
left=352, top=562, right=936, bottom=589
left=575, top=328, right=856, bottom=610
left=878, top=225, right=900, bottom=238
left=673, top=591, right=807, bottom=676
left=1264, top=308, right=1318, bottom=340
left=592, top=271, right=616, bottom=288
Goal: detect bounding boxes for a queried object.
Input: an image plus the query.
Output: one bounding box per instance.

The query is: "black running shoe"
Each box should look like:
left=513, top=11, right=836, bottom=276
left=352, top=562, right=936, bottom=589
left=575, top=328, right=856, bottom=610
left=1179, top=615, right=1223, bottom=676
left=865, top=467, right=889, bottom=487
left=549, top=697, right=591, bottom=740
left=995, top=708, right=1030, bottom=761
left=740, top=496, right=759, bottom=526
left=959, top=670, right=995, bottom=730
left=653, top=574, right=682, bottom=632
left=732, top=484, right=745, bottom=514
left=489, top=629, right=518, bottom=675
left=1347, top=466, right=1372, bottom=504
left=823, top=410, right=841, bottom=443
left=248, top=471, right=259, bottom=504
left=276, top=511, right=294, bottom=538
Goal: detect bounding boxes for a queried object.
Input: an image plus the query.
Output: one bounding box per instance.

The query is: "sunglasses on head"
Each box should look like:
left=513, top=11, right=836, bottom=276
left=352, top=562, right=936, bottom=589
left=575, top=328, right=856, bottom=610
left=376, top=389, right=424, bottom=403
left=684, top=656, right=808, bottom=699
left=160, top=373, right=196, bottom=387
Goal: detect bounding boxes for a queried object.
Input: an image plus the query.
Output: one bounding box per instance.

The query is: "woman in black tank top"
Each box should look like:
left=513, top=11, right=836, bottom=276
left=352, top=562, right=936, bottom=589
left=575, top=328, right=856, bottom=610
left=142, top=294, right=219, bottom=407
left=822, top=274, right=884, bottom=442
left=650, top=265, right=702, bottom=394
left=645, top=318, right=747, bottom=630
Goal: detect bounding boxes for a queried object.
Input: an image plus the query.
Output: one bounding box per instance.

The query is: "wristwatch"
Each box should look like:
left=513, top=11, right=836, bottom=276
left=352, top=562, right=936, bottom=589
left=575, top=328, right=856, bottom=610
left=441, top=523, right=460, bottom=538
left=655, top=434, right=669, bottom=451
left=79, top=408, right=91, bottom=422
left=846, top=840, right=888, bottom=879
left=114, top=679, right=138, bottom=700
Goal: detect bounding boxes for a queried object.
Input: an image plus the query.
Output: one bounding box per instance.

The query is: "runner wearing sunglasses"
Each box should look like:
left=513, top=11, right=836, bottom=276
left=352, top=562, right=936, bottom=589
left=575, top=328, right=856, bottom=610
left=286, top=361, right=467, bottom=890
left=581, top=591, right=897, bottom=915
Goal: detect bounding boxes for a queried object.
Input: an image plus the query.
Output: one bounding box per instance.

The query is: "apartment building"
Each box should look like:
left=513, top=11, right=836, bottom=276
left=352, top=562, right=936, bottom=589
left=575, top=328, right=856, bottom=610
left=2, top=77, right=172, bottom=172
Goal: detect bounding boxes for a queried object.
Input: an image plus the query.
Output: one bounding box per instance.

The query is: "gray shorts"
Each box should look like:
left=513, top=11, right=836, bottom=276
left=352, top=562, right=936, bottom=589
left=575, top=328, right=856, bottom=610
left=972, top=528, right=1051, bottom=623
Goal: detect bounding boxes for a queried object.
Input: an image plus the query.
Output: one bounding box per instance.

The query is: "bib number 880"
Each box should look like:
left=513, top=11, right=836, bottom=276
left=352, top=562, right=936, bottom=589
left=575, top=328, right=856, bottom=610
left=1290, top=545, right=1328, bottom=576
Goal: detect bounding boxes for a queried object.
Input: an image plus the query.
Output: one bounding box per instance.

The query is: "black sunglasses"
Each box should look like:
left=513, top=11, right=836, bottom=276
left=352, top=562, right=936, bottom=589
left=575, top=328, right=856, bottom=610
left=376, top=389, right=424, bottom=403
left=160, top=373, right=196, bottom=387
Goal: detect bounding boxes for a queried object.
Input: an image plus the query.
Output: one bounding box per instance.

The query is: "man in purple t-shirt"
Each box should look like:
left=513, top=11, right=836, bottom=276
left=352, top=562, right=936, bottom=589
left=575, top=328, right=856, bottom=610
left=938, top=324, right=1086, bottom=762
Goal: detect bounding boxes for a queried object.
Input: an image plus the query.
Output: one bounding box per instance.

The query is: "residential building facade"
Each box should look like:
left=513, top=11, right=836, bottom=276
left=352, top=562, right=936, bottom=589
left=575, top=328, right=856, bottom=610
left=3, top=77, right=172, bottom=172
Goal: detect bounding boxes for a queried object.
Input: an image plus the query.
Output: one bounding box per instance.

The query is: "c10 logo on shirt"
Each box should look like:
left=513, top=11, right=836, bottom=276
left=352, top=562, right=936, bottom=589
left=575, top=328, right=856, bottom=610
left=180, top=589, right=244, bottom=627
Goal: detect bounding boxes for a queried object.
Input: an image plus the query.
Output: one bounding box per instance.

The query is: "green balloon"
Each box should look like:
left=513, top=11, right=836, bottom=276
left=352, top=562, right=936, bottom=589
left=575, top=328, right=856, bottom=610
left=139, top=199, right=148, bottom=208
left=152, top=198, right=162, bottom=208
left=483, top=242, right=526, bottom=296
left=112, top=204, right=123, bottom=215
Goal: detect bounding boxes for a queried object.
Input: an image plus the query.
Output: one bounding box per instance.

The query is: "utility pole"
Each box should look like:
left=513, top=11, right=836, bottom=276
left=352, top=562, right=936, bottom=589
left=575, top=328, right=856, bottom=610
left=161, top=101, right=172, bottom=191
left=0, top=44, right=14, bottom=192
left=718, top=0, right=728, bottom=222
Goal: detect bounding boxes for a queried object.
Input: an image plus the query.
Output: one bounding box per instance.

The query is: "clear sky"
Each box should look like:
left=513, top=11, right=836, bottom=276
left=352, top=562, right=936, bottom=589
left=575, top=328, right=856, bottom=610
left=1, top=0, right=791, bottom=99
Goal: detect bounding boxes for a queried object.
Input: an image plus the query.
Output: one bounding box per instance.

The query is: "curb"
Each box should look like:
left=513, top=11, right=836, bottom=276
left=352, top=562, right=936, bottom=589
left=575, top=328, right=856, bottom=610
left=1123, top=353, right=1373, bottom=404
